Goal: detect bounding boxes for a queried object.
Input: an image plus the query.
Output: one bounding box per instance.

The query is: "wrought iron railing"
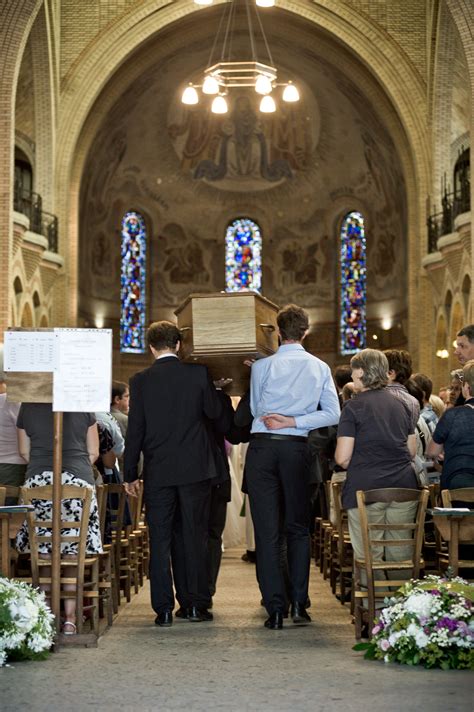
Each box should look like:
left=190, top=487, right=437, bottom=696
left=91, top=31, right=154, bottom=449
left=427, top=186, right=470, bottom=254
left=13, top=187, right=58, bottom=253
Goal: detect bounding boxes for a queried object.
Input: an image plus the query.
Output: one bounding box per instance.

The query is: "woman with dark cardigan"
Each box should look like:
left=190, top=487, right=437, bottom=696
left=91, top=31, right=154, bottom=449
left=428, top=359, right=474, bottom=490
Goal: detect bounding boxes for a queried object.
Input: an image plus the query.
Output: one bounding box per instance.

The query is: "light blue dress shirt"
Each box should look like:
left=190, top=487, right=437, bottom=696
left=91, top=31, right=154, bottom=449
left=250, top=343, right=341, bottom=436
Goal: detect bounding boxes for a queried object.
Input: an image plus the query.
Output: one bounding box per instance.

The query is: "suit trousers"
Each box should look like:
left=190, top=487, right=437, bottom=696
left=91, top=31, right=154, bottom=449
left=173, top=484, right=228, bottom=608
left=245, top=439, right=311, bottom=614
left=146, top=480, right=211, bottom=614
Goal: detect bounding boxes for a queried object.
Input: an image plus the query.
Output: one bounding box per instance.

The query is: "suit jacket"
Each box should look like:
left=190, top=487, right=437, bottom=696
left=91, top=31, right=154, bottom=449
left=124, top=356, right=222, bottom=490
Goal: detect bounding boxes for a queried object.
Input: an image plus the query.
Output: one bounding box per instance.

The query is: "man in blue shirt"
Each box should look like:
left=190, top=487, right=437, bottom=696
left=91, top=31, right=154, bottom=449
left=246, top=304, right=340, bottom=629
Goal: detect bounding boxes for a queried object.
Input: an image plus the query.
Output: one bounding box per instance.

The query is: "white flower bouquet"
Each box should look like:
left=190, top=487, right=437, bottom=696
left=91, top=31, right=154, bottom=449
left=0, top=578, right=55, bottom=666
left=354, top=575, right=474, bottom=670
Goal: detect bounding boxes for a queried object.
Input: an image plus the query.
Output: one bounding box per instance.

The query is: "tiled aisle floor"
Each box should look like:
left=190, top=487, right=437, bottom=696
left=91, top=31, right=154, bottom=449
left=1, top=548, right=472, bottom=711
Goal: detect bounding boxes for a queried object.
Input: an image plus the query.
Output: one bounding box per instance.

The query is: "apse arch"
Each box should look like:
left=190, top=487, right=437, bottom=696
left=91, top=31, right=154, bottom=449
left=57, top=0, right=429, bottom=334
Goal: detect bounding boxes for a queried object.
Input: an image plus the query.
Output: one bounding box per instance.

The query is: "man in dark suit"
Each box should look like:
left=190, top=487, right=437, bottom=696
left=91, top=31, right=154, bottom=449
left=124, top=321, right=222, bottom=627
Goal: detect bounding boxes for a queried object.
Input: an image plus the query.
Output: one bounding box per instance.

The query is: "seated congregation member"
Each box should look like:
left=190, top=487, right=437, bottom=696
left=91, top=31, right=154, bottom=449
left=453, top=324, right=474, bottom=406
left=412, top=373, right=438, bottom=433
left=16, top=404, right=102, bottom=634
left=384, top=349, right=420, bottom=429
left=110, top=381, right=129, bottom=438
left=427, top=359, right=474, bottom=490
left=246, top=304, right=340, bottom=630
left=335, top=349, right=418, bottom=586
left=124, top=321, right=223, bottom=627
left=0, top=346, right=26, bottom=501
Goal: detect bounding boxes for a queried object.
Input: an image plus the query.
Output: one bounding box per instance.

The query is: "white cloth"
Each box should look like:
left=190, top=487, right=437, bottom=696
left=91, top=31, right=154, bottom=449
left=223, top=446, right=246, bottom=549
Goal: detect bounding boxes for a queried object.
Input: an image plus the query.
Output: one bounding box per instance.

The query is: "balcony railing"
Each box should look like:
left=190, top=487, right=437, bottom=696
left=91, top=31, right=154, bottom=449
left=13, top=187, right=58, bottom=253
left=427, top=183, right=470, bottom=254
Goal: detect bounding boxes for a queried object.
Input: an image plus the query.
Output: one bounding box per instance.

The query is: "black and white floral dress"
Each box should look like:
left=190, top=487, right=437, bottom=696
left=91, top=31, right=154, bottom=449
left=16, top=471, right=103, bottom=556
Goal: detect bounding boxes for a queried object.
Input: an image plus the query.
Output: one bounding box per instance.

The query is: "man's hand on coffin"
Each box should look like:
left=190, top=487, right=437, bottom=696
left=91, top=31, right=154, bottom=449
left=213, top=378, right=233, bottom=390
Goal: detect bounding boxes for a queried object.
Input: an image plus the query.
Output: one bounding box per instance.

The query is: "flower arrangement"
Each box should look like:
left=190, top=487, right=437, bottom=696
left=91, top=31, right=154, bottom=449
left=0, top=578, right=55, bottom=666
left=354, top=575, right=474, bottom=670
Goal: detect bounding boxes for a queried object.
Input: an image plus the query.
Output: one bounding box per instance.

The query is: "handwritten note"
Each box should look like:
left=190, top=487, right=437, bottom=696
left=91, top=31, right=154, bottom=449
left=3, top=331, right=56, bottom=372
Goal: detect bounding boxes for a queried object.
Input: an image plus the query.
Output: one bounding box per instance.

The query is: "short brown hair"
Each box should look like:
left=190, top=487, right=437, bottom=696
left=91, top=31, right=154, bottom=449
left=462, top=359, right=474, bottom=391
left=111, top=381, right=128, bottom=406
left=277, top=304, right=309, bottom=342
left=146, top=321, right=181, bottom=351
left=350, top=349, right=388, bottom=390
left=457, top=324, right=474, bottom=343
left=334, top=365, right=352, bottom=389
left=383, top=349, right=412, bottom=384
left=412, top=373, right=432, bottom=400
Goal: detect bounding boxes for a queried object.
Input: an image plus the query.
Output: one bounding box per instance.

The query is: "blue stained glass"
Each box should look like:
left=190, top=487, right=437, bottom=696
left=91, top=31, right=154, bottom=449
left=340, top=211, right=366, bottom=355
left=120, top=211, right=147, bottom=353
left=225, top=218, right=262, bottom=292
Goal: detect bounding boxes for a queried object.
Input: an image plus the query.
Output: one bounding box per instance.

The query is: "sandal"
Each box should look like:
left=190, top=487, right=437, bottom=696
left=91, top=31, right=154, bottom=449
left=62, top=621, right=77, bottom=635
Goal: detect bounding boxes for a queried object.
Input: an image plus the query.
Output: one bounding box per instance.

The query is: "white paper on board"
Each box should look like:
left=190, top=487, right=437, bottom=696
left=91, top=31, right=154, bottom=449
left=3, top=330, right=56, bottom=372
left=52, top=328, right=112, bottom=412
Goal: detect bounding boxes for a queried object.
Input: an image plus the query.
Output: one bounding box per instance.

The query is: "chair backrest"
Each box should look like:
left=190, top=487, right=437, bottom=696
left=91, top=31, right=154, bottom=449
left=20, top=485, right=92, bottom=584
left=129, top=480, right=144, bottom=530
left=95, top=484, right=107, bottom=540
left=0, top=487, right=5, bottom=506
left=441, top=488, right=474, bottom=506
left=331, top=481, right=348, bottom=538
left=356, top=488, right=429, bottom=576
left=106, top=483, right=126, bottom=538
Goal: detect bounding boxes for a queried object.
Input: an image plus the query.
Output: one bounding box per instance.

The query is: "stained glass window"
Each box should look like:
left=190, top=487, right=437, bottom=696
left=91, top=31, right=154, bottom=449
left=340, top=211, right=366, bottom=355
left=120, top=211, right=147, bottom=353
left=225, top=218, right=262, bottom=292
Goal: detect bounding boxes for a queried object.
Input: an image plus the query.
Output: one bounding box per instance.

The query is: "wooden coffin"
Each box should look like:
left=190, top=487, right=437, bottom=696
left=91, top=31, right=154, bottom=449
left=174, top=292, right=279, bottom=395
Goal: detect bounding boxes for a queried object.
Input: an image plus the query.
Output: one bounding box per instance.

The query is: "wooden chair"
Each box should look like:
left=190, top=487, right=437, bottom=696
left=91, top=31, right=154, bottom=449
left=107, top=484, right=132, bottom=603
left=321, top=481, right=334, bottom=579
left=438, top=488, right=474, bottom=578
left=353, top=487, right=429, bottom=639
left=127, top=480, right=145, bottom=590
left=95, top=484, right=115, bottom=626
left=20, top=485, right=100, bottom=635
left=329, top=482, right=353, bottom=604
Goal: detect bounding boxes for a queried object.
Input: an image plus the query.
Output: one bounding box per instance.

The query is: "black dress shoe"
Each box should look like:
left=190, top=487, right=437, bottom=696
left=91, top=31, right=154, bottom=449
left=264, top=611, right=283, bottom=630
left=175, top=607, right=187, bottom=619
left=155, top=611, right=173, bottom=627
left=291, top=602, right=311, bottom=625
left=186, top=606, right=214, bottom=622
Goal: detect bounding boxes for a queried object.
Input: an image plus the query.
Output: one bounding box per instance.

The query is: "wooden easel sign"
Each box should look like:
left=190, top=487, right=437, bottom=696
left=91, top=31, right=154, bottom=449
left=4, top=327, right=112, bottom=647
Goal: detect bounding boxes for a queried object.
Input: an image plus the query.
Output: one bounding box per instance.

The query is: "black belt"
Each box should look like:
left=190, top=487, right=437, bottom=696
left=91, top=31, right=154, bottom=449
left=250, top=433, right=307, bottom=443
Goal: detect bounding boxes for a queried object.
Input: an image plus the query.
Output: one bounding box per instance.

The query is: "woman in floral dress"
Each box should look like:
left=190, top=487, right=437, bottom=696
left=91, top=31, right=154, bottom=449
left=16, top=404, right=102, bottom=634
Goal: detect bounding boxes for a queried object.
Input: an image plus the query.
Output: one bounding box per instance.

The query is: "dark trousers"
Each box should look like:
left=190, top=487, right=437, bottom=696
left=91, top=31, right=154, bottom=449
left=245, top=439, right=311, bottom=614
left=173, top=485, right=228, bottom=607
left=146, top=480, right=211, bottom=614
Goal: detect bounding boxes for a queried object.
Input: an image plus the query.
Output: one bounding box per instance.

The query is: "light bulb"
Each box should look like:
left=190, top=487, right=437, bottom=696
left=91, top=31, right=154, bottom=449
left=256, top=0, right=274, bottom=6
left=282, top=83, right=299, bottom=102
left=255, top=74, right=272, bottom=95
left=259, top=95, right=276, bottom=113
left=202, top=75, right=220, bottom=95
left=181, top=85, right=199, bottom=105
left=212, top=95, right=228, bottom=114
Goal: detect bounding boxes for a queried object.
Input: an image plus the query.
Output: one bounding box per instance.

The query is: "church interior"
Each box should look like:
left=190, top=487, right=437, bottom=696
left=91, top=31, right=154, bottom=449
left=1, top=0, right=473, bottom=708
